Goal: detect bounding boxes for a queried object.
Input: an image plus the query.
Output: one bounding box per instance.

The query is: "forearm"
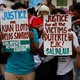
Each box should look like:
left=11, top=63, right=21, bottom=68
left=76, top=53, right=80, bottom=70
left=30, top=40, right=38, bottom=55
left=35, top=24, right=43, bottom=30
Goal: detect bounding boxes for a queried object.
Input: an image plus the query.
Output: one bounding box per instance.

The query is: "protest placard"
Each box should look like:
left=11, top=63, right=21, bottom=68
left=1, top=9, right=30, bottom=52
left=44, top=14, right=72, bottom=55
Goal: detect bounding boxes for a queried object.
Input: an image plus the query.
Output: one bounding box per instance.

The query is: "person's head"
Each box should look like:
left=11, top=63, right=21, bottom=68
left=73, top=0, right=77, bottom=5
left=37, top=5, right=50, bottom=17
left=12, top=2, right=27, bottom=10
left=27, top=7, right=35, bottom=18
left=69, top=5, right=74, bottom=12
left=74, top=2, right=80, bottom=18
left=0, top=4, right=6, bottom=8
left=51, top=8, right=66, bottom=14
left=47, top=0, right=52, bottom=4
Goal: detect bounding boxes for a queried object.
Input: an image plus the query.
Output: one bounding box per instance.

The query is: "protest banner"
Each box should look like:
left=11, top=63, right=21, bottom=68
left=44, top=14, right=72, bottom=55
left=1, top=9, right=30, bottom=52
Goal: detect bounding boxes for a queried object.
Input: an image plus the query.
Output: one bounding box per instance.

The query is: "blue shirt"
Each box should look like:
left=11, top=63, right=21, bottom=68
left=6, top=29, right=39, bottom=75
left=29, top=0, right=42, bottom=7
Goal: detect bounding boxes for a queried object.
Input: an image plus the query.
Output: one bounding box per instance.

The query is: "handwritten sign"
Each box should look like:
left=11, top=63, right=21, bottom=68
left=1, top=9, right=30, bottom=52
left=44, top=14, right=72, bottom=55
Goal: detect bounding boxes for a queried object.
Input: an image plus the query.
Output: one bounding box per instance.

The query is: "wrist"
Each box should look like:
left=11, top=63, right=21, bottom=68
left=30, top=38, right=34, bottom=42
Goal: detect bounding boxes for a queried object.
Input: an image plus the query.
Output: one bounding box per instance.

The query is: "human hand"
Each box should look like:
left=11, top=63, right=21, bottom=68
left=29, top=31, right=34, bottom=41
left=42, top=31, right=46, bottom=39
left=76, top=46, right=80, bottom=54
left=0, top=32, right=4, bottom=41
left=38, top=26, right=43, bottom=31
left=68, top=33, right=74, bottom=41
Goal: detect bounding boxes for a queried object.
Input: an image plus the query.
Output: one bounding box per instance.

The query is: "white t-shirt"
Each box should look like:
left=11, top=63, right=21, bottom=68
left=57, top=31, right=79, bottom=75
left=33, top=36, right=54, bottom=68
left=34, top=55, right=42, bottom=68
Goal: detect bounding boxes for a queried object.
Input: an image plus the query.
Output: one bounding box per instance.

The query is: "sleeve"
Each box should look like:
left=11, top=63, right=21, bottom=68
left=72, top=31, right=79, bottom=48
left=33, top=29, right=39, bottom=44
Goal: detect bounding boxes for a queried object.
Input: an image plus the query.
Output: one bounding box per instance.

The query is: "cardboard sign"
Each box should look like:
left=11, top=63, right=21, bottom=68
left=1, top=9, right=30, bottom=52
left=44, top=14, right=72, bottom=55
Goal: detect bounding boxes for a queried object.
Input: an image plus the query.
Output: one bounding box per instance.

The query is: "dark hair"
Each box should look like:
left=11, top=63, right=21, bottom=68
left=27, top=7, right=35, bottom=15
left=9, top=0, right=15, bottom=2
left=74, top=2, right=80, bottom=10
left=0, top=4, right=6, bottom=8
left=12, top=2, right=27, bottom=9
left=69, top=5, right=74, bottom=12
left=51, top=8, right=66, bottom=14
left=74, top=2, right=80, bottom=14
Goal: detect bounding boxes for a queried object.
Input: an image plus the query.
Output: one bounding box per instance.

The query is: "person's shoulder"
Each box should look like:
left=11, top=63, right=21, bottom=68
left=71, top=31, right=77, bottom=38
left=33, top=28, right=37, bottom=33
left=72, top=16, right=78, bottom=22
left=32, top=16, right=38, bottom=21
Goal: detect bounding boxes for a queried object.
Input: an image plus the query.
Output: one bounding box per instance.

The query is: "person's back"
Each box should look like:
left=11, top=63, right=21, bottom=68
left=3, top=2, right=39, bottom=80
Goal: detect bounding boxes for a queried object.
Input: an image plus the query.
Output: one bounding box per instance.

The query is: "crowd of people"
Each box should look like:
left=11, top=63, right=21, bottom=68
left=0, top=0, right=80, bottom=80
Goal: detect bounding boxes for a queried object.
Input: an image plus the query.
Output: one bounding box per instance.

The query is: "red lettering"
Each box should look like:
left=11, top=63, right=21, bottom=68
left=14, top=32, right=29, bottom=39
left=4, top=33, right=13, bottom=40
